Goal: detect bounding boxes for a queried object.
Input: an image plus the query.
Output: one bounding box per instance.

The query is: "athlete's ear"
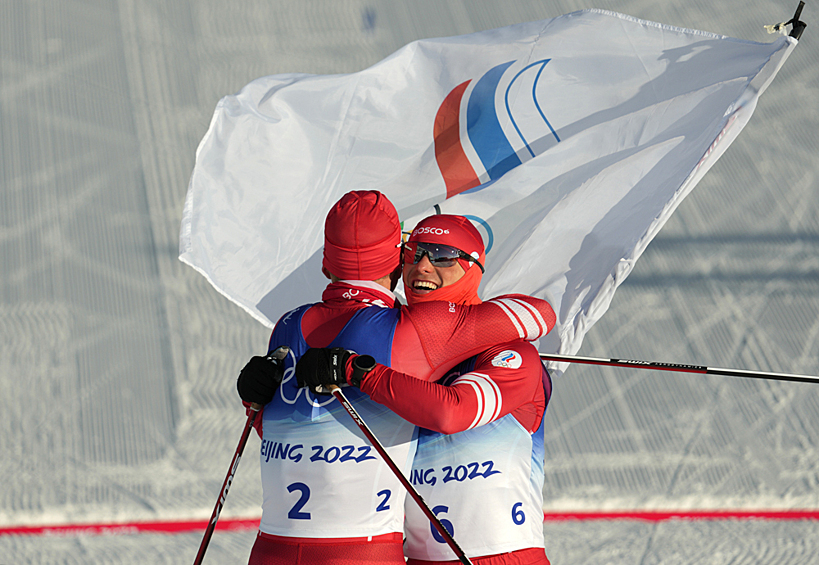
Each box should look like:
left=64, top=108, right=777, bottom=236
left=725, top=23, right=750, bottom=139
left=388, top=264, right=401, bottom=291
left=322, top=266, right=332, bottom=280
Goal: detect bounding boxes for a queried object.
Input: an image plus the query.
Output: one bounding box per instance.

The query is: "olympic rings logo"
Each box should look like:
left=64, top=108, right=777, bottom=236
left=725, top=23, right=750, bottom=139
left=277, top=348, right=335, bottom=408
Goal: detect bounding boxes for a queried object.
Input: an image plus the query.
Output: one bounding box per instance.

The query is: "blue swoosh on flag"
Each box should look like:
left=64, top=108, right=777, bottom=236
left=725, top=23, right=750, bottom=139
left=467, top=61, right=522, bottom=180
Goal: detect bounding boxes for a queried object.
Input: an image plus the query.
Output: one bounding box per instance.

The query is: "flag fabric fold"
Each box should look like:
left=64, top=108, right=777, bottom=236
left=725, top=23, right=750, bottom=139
left=180, top=9, right=795, bottom=363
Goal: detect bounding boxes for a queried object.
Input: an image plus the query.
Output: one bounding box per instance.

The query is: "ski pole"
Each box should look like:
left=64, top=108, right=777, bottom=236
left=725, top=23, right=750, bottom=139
left=192, top=402, right=260, bottom=565
left=328, top=384, right=474, bottom=565
left=539, top=353, right=819, bottom=385
left=193, top=346, right=289, bottom=564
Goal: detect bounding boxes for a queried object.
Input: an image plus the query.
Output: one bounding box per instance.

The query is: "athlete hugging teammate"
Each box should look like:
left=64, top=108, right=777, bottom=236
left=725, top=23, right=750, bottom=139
left=237, top=191, right=554, bottom=565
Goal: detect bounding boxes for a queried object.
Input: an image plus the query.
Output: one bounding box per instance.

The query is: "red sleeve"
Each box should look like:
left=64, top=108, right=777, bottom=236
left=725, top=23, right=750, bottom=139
left=392, top=294, right=555, bottom=382
left=359, top=341, right=546, bottom=434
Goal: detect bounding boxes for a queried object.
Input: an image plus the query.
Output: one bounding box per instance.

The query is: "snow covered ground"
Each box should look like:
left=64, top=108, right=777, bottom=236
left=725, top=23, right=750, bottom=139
left=1, top=0, right=817, bottom=563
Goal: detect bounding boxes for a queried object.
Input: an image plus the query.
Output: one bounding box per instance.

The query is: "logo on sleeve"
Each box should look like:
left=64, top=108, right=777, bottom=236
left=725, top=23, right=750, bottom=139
left=491, top=350, right=522, bottom=369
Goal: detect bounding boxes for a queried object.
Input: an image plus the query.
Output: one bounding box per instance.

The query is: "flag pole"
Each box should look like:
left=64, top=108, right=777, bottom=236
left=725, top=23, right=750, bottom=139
left=789, top=1, right=807, bottom=39
left=539, top=353, right=819, bottom=385
left=328, top=385, right=474, bottom=565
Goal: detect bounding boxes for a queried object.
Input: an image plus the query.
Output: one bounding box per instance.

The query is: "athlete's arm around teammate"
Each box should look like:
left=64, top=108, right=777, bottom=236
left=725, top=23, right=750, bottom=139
left=297, top=213, right=555, bottom=435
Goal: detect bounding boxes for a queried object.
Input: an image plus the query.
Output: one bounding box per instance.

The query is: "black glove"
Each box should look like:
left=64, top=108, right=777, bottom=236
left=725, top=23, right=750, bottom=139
left=237, top=346, right=289, bottom=405
left=296, top=347, right=351, bottom=392
left=297, top=348, right=377, bottom=392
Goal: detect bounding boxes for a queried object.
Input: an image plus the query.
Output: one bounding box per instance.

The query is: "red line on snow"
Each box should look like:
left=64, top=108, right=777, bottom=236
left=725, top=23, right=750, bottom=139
left=542, top=509, right=819, bottom=522
left=0, top=517, right=260, bottom=537
left=2, top=510, right=818, bottom=537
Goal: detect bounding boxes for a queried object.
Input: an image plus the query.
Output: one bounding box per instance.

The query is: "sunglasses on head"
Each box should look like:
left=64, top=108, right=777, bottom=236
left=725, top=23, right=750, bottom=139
left=403, top=241, right=484, bottom=273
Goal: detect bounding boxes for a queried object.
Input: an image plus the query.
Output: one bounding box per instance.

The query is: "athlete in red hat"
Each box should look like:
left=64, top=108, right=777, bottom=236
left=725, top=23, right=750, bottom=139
left=237, top=192, right=555, bottom=565
left=298, top=213, right=553, bottom=565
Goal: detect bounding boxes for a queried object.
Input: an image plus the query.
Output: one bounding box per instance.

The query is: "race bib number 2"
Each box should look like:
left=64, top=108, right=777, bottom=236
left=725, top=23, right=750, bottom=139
left=284, top=482, right=392, bottom=520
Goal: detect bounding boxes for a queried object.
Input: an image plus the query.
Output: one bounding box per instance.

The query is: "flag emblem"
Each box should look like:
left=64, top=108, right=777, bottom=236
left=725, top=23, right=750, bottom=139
left=434, top=59, right=560, bottom=199
left=491, top=350, right=523, bottom=369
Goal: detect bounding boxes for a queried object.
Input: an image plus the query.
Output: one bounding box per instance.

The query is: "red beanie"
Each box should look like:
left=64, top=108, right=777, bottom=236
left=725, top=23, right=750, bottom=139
left=323, top=191, right=402, bottom=280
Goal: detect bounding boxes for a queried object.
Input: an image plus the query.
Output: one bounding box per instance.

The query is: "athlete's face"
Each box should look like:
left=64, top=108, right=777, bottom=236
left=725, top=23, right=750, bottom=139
left=403, top=253, right=466, bottom=296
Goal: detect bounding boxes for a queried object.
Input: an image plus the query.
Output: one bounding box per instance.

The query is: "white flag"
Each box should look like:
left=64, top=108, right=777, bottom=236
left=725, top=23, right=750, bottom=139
left=180, top=9, right=795, bottom=359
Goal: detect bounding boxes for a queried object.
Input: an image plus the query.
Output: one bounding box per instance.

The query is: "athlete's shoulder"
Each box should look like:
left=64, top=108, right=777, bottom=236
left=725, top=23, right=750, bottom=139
left=276, top=303, right=313, bottom=324
left=268, top=303, right=314, bottom=351
left=271, top=303, right=312, bottom=332
left=484, top=294, right=556, bottom=334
